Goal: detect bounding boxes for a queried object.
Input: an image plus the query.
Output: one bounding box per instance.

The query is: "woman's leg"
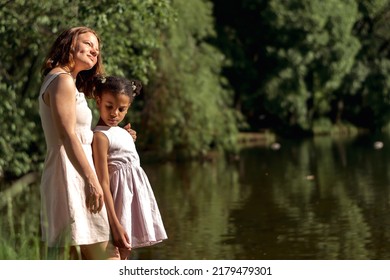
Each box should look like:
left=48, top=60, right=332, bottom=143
left=69, top=246, right=81, bottom=259
left=80, top=241, right=120, bottom=260
left=44, top=245, right=79, bottom=260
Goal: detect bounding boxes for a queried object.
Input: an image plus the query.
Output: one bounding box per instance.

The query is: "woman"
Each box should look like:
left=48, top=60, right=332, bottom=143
left=38, top=26, right=134, bottom=259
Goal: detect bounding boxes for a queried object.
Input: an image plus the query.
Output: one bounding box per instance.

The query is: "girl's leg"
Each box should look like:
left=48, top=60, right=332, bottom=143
left=106, top=242, right=122, bottom=260
left=119, top=247, right=132, bottom=260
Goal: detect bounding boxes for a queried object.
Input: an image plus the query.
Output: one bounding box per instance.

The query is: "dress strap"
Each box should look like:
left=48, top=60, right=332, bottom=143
left=39, top=71, right=71, bottom=97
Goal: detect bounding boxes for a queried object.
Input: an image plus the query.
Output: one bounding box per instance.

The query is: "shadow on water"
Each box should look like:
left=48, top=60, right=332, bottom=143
left=3, top=133, right=390, bottom=259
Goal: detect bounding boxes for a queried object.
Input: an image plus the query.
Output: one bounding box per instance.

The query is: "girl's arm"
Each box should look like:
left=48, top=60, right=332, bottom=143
left=48, top=73, right=103, bottom=213
left=92, top=132, right=131, bottom=249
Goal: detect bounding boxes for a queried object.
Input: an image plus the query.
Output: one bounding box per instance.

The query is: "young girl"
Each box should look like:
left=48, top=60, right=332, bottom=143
left=92, top=76, right=167, bottom=260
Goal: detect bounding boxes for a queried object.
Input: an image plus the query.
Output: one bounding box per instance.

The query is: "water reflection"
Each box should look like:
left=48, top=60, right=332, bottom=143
left=233, top=135, right=390, bottom=260
left=136, top=159, right=250, bottom=259
left=3, top=135, right=390, bottom=259
left=137, top=135, right=390, bottom=260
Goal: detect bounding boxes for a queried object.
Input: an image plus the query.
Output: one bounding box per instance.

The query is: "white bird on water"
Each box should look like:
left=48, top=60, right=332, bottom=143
left=270, top=142, right=281, bottom=150
left=374, top=141, right=384, bottom=150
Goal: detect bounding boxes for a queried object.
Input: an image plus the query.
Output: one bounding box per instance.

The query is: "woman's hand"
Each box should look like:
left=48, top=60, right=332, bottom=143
left=85, top=178, right=104, bottom=214
left=123, top=123, right=137, bottom=142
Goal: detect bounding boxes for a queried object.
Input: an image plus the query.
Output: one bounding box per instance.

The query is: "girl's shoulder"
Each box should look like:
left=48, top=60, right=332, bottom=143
left=94, top=125, right=111, bottom=135
left=93, top=126, right=111, bottom=146
left=94, top=126, right=123, bottom=139
left=94, top=126, right=129, bottom=136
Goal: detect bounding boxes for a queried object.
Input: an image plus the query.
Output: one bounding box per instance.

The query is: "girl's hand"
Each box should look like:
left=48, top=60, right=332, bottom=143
left=111, top=222, right=131, bottom=249
left=123, top=123, right=137, bottom=142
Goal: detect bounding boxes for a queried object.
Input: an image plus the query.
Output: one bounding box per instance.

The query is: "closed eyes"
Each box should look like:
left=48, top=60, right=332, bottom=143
left=85, top=41, right=99, bottom=54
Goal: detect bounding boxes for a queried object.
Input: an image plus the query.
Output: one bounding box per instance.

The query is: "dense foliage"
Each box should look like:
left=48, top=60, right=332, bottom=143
left=212, top=0, right=390, bottom=135
left=0, top=0, right=239, bottom=178
left=2, top=0, right=390, bottom=178
left=138, top=0, right=239, bottom=160
left=0, top=0, right=173, bottom=178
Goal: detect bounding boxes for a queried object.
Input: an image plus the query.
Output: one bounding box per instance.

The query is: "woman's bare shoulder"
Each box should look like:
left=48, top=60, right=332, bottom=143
left=45, top=69, right=75, bottom=93
left=42, top=68, right=75, bottom=104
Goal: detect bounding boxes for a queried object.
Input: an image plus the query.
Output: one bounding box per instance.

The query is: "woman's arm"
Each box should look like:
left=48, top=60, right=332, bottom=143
left=48, top=74, right=103, bottom=213
left=92, top=132, right=131, bottom=249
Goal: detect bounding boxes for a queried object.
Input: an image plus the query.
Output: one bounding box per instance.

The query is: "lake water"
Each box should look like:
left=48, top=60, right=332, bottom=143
left=3, top=134, right=390, bottom=260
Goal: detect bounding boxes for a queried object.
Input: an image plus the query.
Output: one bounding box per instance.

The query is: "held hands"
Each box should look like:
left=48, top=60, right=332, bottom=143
left=123, top=123, right=137, bottom=142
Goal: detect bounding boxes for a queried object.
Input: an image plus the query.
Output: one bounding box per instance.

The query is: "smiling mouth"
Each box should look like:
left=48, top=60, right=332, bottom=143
left=87, top=55, right=96, bottom=62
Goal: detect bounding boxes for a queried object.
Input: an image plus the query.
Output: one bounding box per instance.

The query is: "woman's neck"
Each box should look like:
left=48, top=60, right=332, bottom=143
left=59, top=66, right=77, bottom=81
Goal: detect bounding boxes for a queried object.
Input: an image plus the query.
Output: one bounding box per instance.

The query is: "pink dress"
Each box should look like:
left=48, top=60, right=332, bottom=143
left=94, top=126, right=167, bottom=248
left=38, top=72, right=110, bottom=247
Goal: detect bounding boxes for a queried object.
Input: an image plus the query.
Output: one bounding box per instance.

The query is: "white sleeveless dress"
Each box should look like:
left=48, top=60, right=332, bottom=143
left=94, top=125, right=167, bottom=248
left=38, top=72, right=110, bottom=247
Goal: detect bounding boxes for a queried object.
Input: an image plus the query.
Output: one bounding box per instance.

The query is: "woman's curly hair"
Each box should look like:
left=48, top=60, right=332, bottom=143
left=41, top=26, right=105, bottom=98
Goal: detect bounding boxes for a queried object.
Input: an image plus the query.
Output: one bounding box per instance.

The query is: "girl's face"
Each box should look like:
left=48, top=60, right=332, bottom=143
left=72, top=32, right=100, bottom=71
left=96, top=92, right=131, bottom=127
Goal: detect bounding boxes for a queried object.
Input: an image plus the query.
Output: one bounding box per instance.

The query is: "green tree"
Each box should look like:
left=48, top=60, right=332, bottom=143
left=0, top=0, right=239, bottom=179
left=337, top=0, right=390, bottom=131
left=0, top=0, right=173, bottom=179
left=211, top=0, right=272, bottom=131
left=139, top=0, right=239, bottom=160
left=212, top=0, right=360, bottom=134
left=261, top=0, right=360, bottom=134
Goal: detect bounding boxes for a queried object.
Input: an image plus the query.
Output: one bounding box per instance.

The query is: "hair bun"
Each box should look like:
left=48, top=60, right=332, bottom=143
left=93, top=74, right=107, bottom=84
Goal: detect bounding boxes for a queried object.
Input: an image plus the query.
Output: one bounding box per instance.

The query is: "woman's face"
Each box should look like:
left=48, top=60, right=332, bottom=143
left=72, top=32, right=100, bottom=71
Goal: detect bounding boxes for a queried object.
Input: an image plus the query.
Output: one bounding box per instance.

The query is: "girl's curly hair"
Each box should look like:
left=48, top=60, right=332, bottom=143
left=94, top=75, right=142, bottom=102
